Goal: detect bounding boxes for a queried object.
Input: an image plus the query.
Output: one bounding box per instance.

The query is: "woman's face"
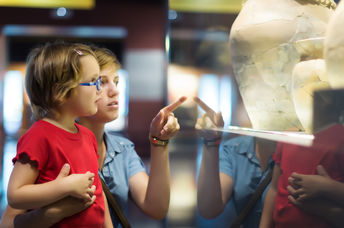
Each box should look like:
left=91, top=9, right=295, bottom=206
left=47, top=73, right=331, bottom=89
left=92, top=66, right=120, bottom=123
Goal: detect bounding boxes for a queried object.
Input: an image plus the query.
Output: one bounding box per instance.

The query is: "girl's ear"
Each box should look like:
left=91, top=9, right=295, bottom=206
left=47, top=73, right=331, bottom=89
left=52, top=84, right=75, bottom=106
left=51, top=85, right=64, bottom=106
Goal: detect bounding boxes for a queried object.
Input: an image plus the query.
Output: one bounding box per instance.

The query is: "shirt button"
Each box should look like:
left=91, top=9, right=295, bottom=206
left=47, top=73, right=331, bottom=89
left=109, top=152, right=114, bottom=157
left=120, top=141, right=124, bottom=145
left=256, top=167, right=261, bottom=172
left=248, top=153, right=252, bottom=159
left=103, top=167, right=108, bottom=173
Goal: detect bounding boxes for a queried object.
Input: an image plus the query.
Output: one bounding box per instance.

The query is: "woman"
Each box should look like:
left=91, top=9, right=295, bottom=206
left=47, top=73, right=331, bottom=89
left=0, top=46, right=186, bottom=227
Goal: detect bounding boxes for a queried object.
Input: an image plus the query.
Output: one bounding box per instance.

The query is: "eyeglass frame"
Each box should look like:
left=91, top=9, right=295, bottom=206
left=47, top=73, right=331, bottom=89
left=79, top=76, right=102, bottom=91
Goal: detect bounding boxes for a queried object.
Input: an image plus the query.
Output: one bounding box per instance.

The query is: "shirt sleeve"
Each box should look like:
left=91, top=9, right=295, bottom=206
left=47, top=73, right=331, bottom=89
left=127, top=144, right=146, bottom=178
left=13, top=132, right=49, bottom=171
left=219, top=141, right=235, bottom=178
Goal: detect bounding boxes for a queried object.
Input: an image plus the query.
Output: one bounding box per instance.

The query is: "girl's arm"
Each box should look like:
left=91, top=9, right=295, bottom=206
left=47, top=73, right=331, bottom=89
left=0, top=206, right=25, bottom=228
left=260, top=164, right=280, bottom=228
left=1, top=163, right=96, bottom=228
left=7, top=162, right=95, bottom=210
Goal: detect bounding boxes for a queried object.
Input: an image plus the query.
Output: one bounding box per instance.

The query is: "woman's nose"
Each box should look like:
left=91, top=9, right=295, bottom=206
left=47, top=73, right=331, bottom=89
left=108, top=82, right=119, bottom=96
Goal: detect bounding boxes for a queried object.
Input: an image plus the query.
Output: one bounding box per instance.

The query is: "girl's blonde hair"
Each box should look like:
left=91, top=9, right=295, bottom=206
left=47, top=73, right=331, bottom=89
left=25, top=42, right=96, bottom=120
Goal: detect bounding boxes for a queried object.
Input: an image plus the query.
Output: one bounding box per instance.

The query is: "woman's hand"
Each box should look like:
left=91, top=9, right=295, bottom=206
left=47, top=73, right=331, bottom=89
left=194, top=97, right=224, bottom=140
left=149, top=96, right=187, bottom=141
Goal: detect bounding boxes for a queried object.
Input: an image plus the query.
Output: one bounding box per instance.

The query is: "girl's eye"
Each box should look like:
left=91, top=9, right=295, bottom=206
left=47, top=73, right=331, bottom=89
left=114, top=80, right=119, bottom=86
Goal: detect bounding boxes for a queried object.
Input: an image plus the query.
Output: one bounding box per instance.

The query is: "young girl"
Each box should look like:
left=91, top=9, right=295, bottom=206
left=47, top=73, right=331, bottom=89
left=6, top=42, right=112, bottom=227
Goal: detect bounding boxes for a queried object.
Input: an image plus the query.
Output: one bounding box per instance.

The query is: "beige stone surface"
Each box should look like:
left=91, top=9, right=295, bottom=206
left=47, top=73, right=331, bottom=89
left=229, top=0, right=334, bottom=130
left=324, top=0, right=344, bottom=88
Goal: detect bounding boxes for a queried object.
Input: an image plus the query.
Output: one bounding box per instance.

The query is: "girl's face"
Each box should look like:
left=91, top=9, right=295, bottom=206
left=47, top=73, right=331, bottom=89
left=91, top=65, right=120, bottom=123
left=65, top=55, right=101, bottom=117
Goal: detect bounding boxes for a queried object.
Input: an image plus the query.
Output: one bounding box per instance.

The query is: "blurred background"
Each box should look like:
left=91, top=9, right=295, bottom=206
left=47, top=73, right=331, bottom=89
left=0, top=0, right=251, bottom=227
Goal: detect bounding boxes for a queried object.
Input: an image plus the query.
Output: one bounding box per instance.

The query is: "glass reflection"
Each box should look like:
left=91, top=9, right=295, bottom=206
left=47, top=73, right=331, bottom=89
left=0, top=139, right=17, bottom=214
left=3, top=71, right=23, bottom=136
left=168, top=0, right=344, bottom=227
left=105, top=69, right=129, bottom=132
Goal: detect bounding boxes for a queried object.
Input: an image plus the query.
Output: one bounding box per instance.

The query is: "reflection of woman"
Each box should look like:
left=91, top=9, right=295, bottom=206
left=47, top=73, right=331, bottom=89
left=195, top=97, right=276, bottom=228
left=0, top=47, right=186, bottom=227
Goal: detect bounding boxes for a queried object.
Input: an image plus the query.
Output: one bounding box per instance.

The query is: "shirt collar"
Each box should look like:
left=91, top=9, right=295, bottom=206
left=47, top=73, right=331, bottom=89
left=104, top=131, right=123, bottom=155
left=236, top=136, right=264, bottom=165
left=236, top=136, right=255, bottom=155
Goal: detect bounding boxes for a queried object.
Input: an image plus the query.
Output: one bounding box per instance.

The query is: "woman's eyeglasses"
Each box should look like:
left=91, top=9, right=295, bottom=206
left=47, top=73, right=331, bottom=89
left=79, top=76, right=102, bottom=91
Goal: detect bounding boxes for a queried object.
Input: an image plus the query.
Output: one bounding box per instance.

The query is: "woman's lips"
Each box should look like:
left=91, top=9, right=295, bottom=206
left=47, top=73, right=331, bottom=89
left=108, top=101, right=119, bottom=109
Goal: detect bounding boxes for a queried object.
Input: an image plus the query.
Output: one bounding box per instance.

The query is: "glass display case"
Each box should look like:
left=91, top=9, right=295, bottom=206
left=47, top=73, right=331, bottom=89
left=167, top=0, right=344, bottom=227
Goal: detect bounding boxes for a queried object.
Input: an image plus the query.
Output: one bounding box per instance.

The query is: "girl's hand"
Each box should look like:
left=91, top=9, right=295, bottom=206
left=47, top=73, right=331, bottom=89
left=194, top=97, right=224, bottom=140
left=56, top=164, right=95, bottom=201
left=66, top=172, right=95, bottom=201
left=287, top=165, right=330, bottom=201
left=149, top=96, right=187, bottom=141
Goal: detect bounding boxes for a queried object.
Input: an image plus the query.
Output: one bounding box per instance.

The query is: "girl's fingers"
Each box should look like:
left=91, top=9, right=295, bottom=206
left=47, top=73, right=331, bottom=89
left=288, top=195, right=301, bottom=207
left=84, top=195, right=96, bottom=207
left=287, top=185, right=297, bottom=196
left=288, top=177, right=301, bottom=189
left=83, top=194, right=92, bottom=202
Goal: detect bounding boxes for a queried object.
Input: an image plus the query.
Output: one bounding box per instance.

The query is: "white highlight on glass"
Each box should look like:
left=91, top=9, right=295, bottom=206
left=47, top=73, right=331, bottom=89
left=198, top=74, right=233, bottom=127
left=3, top=71, right=23, bottom=135
left=219, top=76, right=233, bottom=127
left=1, top=139, right=17, bottom=208
left=105, top=69, right=129, bottom=131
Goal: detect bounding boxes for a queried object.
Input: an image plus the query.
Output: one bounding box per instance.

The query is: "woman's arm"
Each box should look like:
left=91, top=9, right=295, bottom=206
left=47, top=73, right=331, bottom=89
left=260, top=164, right=280, bottom=228
left=129, top=146, right=170, bottom=220
left=7, top=162, right=95, bottom=210
left=14, top=196, right=95, bottom=228
left=197, top=144, right=234, bottom=218
left=194, top=96, right=232, bottom=218
left=103, top=191, right=114, bottom=228
left=129, top=97, right=186, bottom=220
left=288, top=193, right=344, bottom=228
